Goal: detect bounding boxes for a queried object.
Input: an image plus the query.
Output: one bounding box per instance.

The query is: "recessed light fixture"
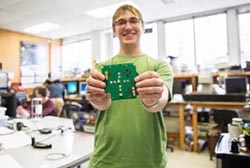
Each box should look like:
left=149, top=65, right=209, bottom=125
left=85, top=0, right=135, bottom=19
left=24, top=22, right=61, bottom=34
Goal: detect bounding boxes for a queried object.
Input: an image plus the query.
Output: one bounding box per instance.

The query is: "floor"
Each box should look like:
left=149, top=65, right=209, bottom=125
left=80, top=147, right=216, bottom=168
left=166, top=147, right=216, bottom=168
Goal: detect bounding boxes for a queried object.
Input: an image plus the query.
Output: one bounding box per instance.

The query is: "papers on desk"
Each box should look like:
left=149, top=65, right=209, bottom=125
left=0, top=116, right=75, bottom=150
left=171, top=94, right=184, bottom=102
left=30, top=116, right=75, bottom=131
left=0, top=155, right=23, bottom=168
left=0, top=117, right=90, bottom=168
left=0, top=127, right=30, bottom=149
left=0, top=126, right=15, bottom=135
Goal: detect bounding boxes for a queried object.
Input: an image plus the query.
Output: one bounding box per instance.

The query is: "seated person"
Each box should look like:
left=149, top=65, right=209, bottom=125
left=43, top=79, right=66, bottom=116
left=16, top=86, right=57, bottom=117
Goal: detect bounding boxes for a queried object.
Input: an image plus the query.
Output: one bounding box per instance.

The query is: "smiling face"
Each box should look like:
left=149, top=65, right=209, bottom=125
left=112, top=5, right=144, bottom=48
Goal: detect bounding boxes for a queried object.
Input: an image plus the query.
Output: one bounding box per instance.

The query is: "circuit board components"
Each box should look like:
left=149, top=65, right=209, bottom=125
left=102, top=63, right=137, bottom=100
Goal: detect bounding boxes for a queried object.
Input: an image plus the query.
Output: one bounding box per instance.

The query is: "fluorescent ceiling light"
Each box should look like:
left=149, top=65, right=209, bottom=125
left=85, top=1, right=135, bottom=19
left=24, top=22, right=61, bottom=34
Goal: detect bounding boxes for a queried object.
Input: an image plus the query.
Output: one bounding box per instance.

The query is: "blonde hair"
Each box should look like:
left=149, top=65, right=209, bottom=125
left=112, top=4, right=144, bottom=29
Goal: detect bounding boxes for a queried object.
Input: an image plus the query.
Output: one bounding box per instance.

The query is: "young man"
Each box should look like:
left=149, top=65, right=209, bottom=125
left=86, top=4, right=173, bottom=168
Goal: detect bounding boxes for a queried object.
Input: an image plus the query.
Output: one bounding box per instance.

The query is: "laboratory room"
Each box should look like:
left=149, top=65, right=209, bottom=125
left=0, top=0, right=250, bottom=168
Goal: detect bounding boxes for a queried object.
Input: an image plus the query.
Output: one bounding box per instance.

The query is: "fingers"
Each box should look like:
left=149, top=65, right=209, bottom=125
left=86, top=85, right=105, bottom=94
left=86, top=93, right=106, bottom=102
left=86, top=70, right=106, bottom=93
left=136, top=85, right=163, bottom=94
left=135, top=78, right=163, bottom=88
left=135, top=71, right=159, bottom=83
left=138, top=92, right=162, bottom=99
left=90, top=69, right=106, bottom=81
left=86, top=69, right=106, bottom=101
left=135, top=71, right=164, bottom=101
left=86, top=69, right=112, bottom=110
left=86, top=93, right=111, bottom=101
left=137, top=84, right=163, bottom=100
left=135, top=71, right=163, bottom=88
left=86, top=92, right=111, bottom=110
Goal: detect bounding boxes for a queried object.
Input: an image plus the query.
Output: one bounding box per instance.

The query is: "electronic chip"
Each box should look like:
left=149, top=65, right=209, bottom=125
left=102, top=63, right=138, bottom=100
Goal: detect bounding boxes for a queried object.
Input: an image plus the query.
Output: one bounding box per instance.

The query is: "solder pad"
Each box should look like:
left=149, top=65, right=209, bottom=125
left=102, top=63, right=137, bottom=100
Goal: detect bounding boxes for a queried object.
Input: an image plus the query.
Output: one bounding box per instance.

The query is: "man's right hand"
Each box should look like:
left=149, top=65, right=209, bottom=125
left=86, top=69, right=111, bottom=110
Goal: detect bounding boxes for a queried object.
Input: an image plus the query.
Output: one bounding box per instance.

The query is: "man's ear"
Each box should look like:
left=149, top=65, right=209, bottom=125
left=113, top=27, right=117, bottom=37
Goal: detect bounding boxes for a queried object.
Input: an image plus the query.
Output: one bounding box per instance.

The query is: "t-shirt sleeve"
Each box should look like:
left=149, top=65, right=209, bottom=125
left=156, top=60, right=173, bottom=101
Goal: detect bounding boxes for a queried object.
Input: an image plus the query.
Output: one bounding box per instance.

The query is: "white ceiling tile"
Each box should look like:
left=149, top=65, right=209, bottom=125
left=4, top=0, right=58, bottom=16
left=1, top=0, right=250, bottom=39
left=24, top=7, right=81, bottom=24
left=0, top=10, right=23, bottom=25
left=0, top=0, right=22, bottom=9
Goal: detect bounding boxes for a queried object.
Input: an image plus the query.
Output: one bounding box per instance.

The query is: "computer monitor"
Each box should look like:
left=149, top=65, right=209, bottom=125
left=225, top=77, right=247, bottom=94
left=197, top=72, right=213, bottom=93
left=173, top=80, right=187, bottom=95
left=79, top=82, right=87, bottom=95
left=64, top=81, right=78, bottom=95
left=0, top=92, right=17, bottom=118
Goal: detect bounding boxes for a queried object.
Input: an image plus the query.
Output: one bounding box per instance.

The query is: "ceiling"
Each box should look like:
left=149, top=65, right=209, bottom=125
left=0, top=0, right=250, bottom=40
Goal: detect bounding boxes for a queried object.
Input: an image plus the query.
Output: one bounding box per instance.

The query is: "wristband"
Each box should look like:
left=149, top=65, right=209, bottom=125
left=142, top=100, right=160, bottom=109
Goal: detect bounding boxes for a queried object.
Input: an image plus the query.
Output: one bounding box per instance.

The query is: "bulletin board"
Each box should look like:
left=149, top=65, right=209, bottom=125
left=20, top=41, right=48, bottom=87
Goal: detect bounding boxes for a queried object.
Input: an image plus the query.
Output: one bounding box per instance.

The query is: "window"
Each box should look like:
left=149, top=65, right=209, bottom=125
left=165, top=19, right=195, bottom=72
left=62, top=42, right=78, bottom=71
left=164, top=13, right=228, bottom=72
left=239, top=12, right=250, bottom=68
left=194, top=14, right=228, bottom=70
left=62, top=39, right=92, bottom=77
left=78, top=40, right=92, bottom=70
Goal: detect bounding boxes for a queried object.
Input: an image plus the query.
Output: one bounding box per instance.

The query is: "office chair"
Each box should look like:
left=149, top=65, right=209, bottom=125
left=61, top=102, right=82, bottom=118
left=212, top=109, right=239, bottom=133
left=80, top=95, right=95, bottom=112
left=166, top=137, right=174, bottom=152
left=207, top=109, right=238, bottom=160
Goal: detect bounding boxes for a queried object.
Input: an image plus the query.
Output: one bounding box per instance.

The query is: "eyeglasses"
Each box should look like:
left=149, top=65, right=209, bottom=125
left=114, top=17, right=141, bottom=27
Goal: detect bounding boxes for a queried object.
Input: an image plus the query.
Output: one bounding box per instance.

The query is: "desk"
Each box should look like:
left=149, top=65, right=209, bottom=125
left=0, top=116, right=94, bottom=168
left=165, top=101, right=186, bottom=150
left=65, top=97, right=82, bottom=103
left=215, top=133, right=250, bottom=168
left=174, top=73, right=197, bottom=91
left=190, top=101, right=247, bottom=152
left=166, top=101, right=247, bottom=152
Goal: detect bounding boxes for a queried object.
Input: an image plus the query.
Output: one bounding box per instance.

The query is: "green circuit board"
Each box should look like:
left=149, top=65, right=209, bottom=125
left=102, top=63, right=137, bottom=100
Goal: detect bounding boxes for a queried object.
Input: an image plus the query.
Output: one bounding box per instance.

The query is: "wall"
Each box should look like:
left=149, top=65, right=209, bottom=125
left=0, top=28, right=62, bottom=83
left=50, top=39, right=62, bottom=76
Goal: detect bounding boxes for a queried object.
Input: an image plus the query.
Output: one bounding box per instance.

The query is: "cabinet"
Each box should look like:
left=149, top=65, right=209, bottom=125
left=216, top=133, right=250, bottom=168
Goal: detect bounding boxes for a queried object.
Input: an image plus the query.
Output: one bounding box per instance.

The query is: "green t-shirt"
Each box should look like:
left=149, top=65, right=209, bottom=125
left=88, top=54, right=173, bottom=168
